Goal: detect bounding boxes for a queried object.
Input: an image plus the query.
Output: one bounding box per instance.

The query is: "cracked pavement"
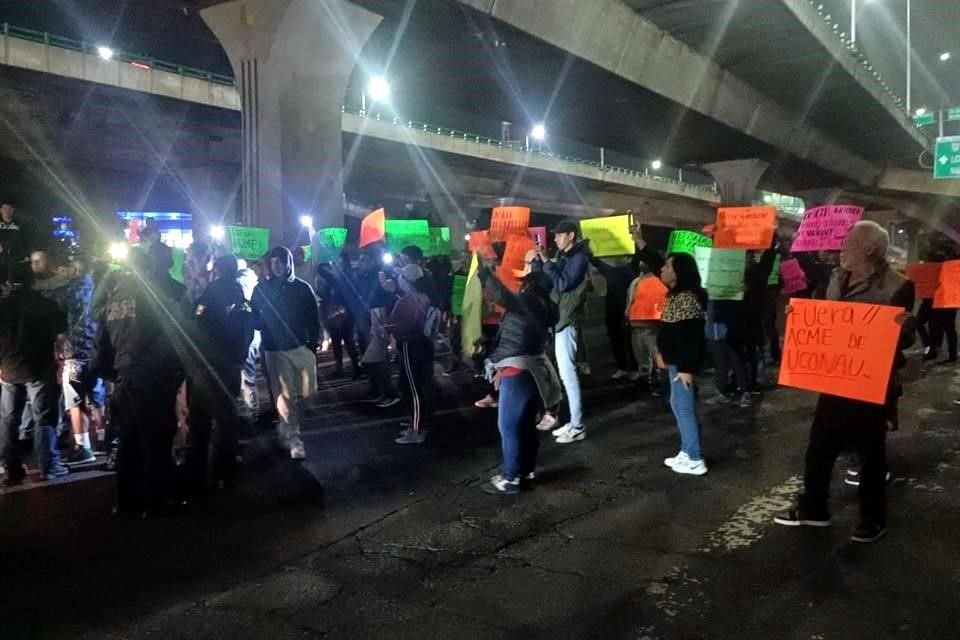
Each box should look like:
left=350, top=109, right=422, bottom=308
left=3, top=339, right=960, bottom=639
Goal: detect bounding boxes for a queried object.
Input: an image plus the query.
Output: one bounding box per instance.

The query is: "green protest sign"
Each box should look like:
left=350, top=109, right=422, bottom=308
left=228, top=226, right=270, bottom=261
left=768, top=254, right=781, bottom=285
left=694, top=246, right=745, bottom=301
left=385, top=219, right=431, bottom=254
left=668, top=230, right=713, bottom=256
left=169, top=247, right=185, bottom=284
left=450, top=274, right=467, bottom=316
left=313, top=227, right=348, bottom=263
left=426, top=227, right=451, bottom=257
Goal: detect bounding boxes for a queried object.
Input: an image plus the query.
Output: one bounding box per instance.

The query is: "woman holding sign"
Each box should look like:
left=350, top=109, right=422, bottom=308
left=657, top=253, right=709, bottom=476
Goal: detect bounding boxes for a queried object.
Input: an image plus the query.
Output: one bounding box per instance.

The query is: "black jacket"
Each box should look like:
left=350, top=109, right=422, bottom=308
left=479, top=266, right=557, bottom=362
left=657, top=290, right=707, bottom=375
left=195, top=276, right=252, bottom=369
left=0, top=287, right=66, bottom=383
left=252, top=247, right=320, bottom=352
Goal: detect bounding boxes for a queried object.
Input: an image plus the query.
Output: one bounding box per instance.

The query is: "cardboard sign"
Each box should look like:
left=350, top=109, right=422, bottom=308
left=779, top=258, right=807, bottom=295
left=790, top=205, right=864, bottom=253
left=490, top=206, right=530, bottom=241
left=713, top=206, right=777, bottom=250
left=385, top=219, right=431, bottom=254
left=629, top=277, right=669, bottom=321
left=933, top=260, right=960, bottom=308
left=170, top=247, right=185, bottom=284
left=502, top=235, right=536, bottom=274
left=468, top=231, right=497, bottom=261
left=694, top=246, right=745, bottom=301
left=768, top=254, right=781, bottom=285
left=496, top=264, right=521, bottom=292
left=426, top=227, right=451, bottom=257
left=778, top=298, right=902, bottom=404
left=580, top=215, right=634, bottom=257
left=228, top=225, right=270, bottom=261
left=906, top=262, right=942, bottom=300
left=667, top=230, right=713, bottom=256
left=528, top=226, right=547, bottom=247
left=450, top=274, right=467, bottom=316
left=359, top=208, right=385, bottom=248
left=313, top=227, right=347, bottom=263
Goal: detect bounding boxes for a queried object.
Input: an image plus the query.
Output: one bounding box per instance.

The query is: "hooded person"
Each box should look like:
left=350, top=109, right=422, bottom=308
left=250, top=246, right=320, bottom=460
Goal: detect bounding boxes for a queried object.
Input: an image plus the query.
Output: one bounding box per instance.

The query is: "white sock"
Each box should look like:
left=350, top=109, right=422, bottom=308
left=74, top=432, right=91, bottom=450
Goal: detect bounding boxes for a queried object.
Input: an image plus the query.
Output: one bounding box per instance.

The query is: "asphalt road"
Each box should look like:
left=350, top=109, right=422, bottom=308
left=2, top=337, right=960, bottom=640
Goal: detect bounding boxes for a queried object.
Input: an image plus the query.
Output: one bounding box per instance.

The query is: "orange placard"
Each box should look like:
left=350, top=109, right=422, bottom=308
left=501, top=235, right=536, bottom=274
left=628, top=277, right=669, bottom=321
left=358, top=208, right=385, bottom=248
left=468, top=231, right=497, bottom=261
left=906, top=262, right=942, bottom=300
left=778, top=298, right=902, bottom=404
left=490, top=206, right=530, bottom=242
left=496, top=265, right=521, bottom=293
left=934, top=260, right=960, bottom=308
left=713, top=206, right=777, bottom=250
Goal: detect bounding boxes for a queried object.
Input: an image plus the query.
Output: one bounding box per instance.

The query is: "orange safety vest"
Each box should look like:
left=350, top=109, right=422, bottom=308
left=628, top=276, right=669, bottom=321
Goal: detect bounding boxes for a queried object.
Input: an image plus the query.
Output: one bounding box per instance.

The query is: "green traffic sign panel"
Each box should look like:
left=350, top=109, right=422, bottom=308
left=914, top=112, right=936, bottom=126
left=934, top=136, right=960, bottom=180
left=949, top=107, right=960, bottom=122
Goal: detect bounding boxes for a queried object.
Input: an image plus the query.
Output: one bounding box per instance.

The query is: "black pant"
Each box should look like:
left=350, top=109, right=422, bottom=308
left=111, top=376, right=180, bottom=514
left=798, top=394, right=887, bottom=527
left=328, top=315, right=359, bottom=371
left=398, top=337, right=434, bottom=433
left=929, top=308, right=958, bottom=360
left=916, top=299, right=933, bottom=349
left=366, top=361, right=396, bottom=400
left=188, top=365, right=242, bottom=495
left=605, top=306, right=634, bottom=371
left=763, top=292, right=781, bottom=363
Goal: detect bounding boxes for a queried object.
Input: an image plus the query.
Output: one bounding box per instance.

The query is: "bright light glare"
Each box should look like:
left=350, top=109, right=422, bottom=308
left=464, top=234, right=471, bottom=241
left=109, top=242, right=128, bottom=262
left=915, top=107, right=927, bottom=116
left=299, top=214, right=314, bottom=228
left=367, top=76, right=391, bottom=102
left=530, top=123, right=546, bottom=141
left=97, top=46, right=114, bottom=61
left=237, top=259, right=248, bottom=270
left=210, top=225, right=225, bottom=241
left=651, top=159, right=663, bottom=170
left=382, top=252, right=394, bottom=265
left=941, top=52, right=952, bottom=62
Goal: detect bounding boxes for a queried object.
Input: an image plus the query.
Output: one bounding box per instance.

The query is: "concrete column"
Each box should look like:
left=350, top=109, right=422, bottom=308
left=798, top=188, right=843, bottom=209
left=202, top=0, right=382, bottom=245
left=179, top=166, right=242, bottom=235
left=702, top=159, right=770, bottom=206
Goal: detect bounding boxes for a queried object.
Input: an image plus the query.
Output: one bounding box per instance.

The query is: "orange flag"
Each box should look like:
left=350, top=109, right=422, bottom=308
left=359, top=208, right=386, bottom=248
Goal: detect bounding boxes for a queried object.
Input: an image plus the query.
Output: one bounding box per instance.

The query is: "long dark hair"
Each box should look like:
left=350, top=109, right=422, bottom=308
left=665, top=252, right=708, bottom=308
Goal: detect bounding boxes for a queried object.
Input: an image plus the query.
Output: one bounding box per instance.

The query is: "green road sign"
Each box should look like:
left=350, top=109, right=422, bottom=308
left=934, top=136, right=960, bottom=180
left=914, top=112, right=936, bottom=127
left=949, top=107, right=960, bottom=122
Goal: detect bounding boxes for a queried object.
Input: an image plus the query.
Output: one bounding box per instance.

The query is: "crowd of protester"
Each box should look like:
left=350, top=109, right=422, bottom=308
left=0, top=195, right=943, bottom=542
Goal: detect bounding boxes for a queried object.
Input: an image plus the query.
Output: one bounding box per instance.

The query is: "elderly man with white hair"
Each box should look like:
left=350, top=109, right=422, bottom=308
left=775, top=220, right=915, bottom=543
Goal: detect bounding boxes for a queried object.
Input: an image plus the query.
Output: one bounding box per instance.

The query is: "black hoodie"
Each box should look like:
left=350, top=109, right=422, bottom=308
left=251, top=246, right=320, bottom=352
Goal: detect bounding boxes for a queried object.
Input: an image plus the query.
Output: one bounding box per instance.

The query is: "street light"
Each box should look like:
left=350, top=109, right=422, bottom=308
left=97, top=46, right=114, bottom=61
left=210, top=225, right=225, bottom=241
left=915, top=107, right=926, bottom=116
left=299, top=214, right=314, bottom=229
left=530, top=123, right=546, bottom=141
left=651, top=159, right=663, bottom=170
left=941, top=52, right=952, bottom=62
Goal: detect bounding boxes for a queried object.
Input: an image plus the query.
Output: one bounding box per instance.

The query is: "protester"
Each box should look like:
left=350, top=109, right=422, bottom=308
left=590, top=254, right=636, bottom=379
left=386, top=264, right=435, bottom=444
left=534, top=220, right=590, bottom=443
left=625, top=259, right=665, bottom=393
left=251, top=247, right=319, bottom=460
left=0, top=198, right=26, bottom=280
left=315, top=262, right=361, bottom=378
left=658, top=253, right=709, bottom=477
left=477, top=249, right=560, bottom=494
left=0, top=264, right=69, bottom=485
left=359, top=264, right=400, bottom=408
left=775, top=221, right=915, bottom=543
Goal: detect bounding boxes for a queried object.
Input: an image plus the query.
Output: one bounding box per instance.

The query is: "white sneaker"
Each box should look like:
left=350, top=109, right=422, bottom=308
left=289, top=438, right=307, bottom=460
left=672, top=458, right=707, bottom=476
left=555, top=426, right=586, bottom=444
left=663, top=451, right=690, bottom=468
left=628, top=371, right=641, bottom=381
left=395, top=430, right=426, bottom=445
left=536, top=414, right=559, bottom=432
left=611, top=369, right=629, bottom=380
left=551, top=421, right=573, bottom=437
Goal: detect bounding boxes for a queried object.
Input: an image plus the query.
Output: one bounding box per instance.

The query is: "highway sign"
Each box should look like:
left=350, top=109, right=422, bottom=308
left=949, top=107, right=960, bottom=122
left=914, top=112, right=935, bottom=126
left=934, top=136, right=960, bottom=180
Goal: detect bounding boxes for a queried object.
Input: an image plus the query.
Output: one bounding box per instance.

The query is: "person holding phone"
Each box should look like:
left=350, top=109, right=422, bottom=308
left=657, top=253, right=708, bottom=477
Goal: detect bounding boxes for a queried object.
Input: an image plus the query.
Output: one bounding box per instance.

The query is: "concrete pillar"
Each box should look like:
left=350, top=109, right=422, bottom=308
left=798, top=188, right=843, bottom=209
left=180, top=166, right=242, bottom=235
left=702, top=159, right=770, bottom=206
left=201, top=0, right=382, bottom=245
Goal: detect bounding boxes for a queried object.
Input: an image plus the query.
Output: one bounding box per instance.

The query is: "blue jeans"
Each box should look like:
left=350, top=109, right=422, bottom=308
left=497, top=371, right=541, bottom=481
left=668, top=366, right=702, bottom=461
left=1, top=378, right=62, bottom=472
left=555, top=325, right=583, bottom=426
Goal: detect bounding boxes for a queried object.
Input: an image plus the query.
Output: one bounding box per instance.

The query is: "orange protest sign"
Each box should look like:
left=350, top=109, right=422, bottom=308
left=496, top=265, right=521, bottom=293
left=934, top=260, right=960, bottom=308
left=501, top=235, right=536, bottom=274
left=468, top=231, right=497, bottom=260
left=628, top=277, right=669, bottom=321
left=778, top=298, right=902, bottom=404
left=906, top=262, right=942, bottom=300
left=490, top=206, right=530, bottom=241
left=713, top=206, right=777, bottom=250
left=358, top=208, right=385, bottom=248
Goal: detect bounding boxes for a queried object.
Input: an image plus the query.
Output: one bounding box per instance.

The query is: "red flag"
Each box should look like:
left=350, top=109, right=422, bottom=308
left=359, top=208, right=386, bottom=248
